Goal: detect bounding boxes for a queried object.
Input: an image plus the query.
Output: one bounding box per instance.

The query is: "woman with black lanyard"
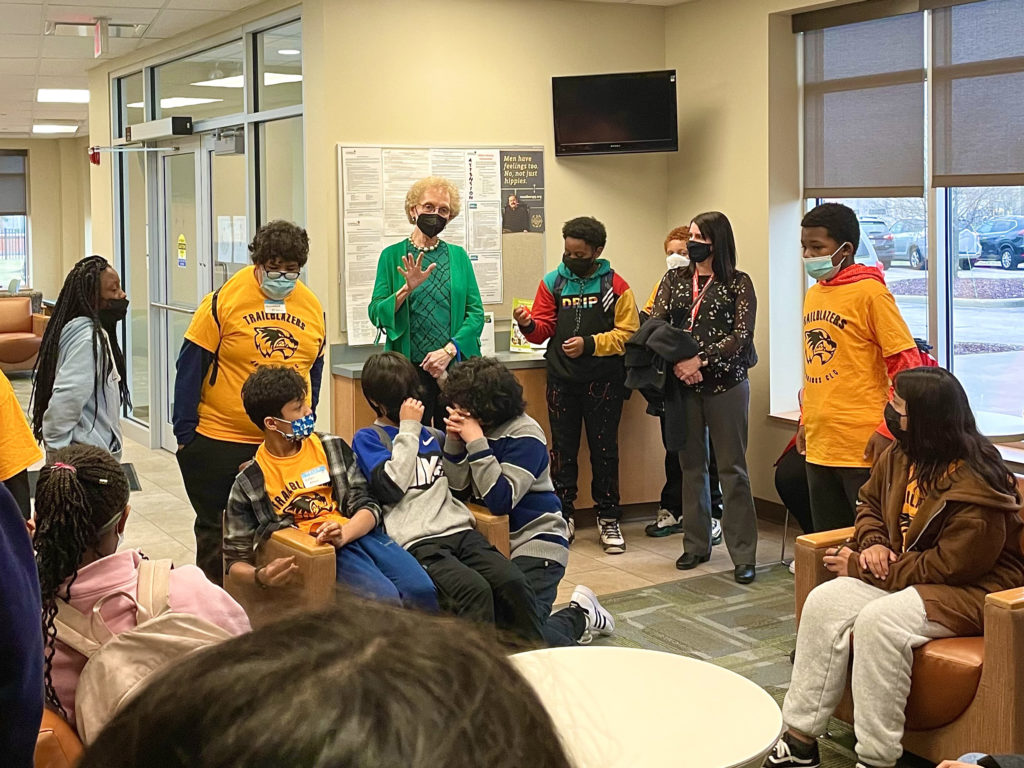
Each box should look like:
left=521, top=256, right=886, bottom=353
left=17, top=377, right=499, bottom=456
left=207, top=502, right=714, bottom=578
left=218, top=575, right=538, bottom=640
left=650, top=211, right=759, bottom=583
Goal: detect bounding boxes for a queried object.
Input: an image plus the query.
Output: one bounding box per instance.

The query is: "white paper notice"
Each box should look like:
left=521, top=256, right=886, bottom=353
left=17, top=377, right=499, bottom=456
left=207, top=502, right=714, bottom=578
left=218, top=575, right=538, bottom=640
left=232, top=216, right=248, bottom=264
left=341, top=147, right=383, bottom=212
left=469, top=251, right=502, bottom=304
left=429, top=149, right=469, bottom=205
left=216, top=216, right=232, bottom=263
left=344, top=214, right=385, bottom=346
left=468, top=201, right=501, bottom=252
left=466, top=148, right=501, bottom=202
left=383, top=148, right=430, bottom=237
left=480, top=312, right=496, bottom=356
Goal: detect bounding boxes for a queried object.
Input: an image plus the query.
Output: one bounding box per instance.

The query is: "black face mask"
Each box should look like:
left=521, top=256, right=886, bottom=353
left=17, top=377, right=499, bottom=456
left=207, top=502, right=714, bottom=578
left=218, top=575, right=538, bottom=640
left=99, top=297, right=129, bottom=327
left=687, top=241, right=712, bottom=263
left=884, top=402, right=907, bottom=443
left=562, top=254, right=594, bottom=278
left=416, top=213, right=448, bottom=238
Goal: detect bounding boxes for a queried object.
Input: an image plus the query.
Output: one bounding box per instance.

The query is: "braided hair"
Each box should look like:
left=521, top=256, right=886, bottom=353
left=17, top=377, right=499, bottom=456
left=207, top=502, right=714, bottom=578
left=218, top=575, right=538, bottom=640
left=31, top=255, right=128, bottom=441
left=34, top=445, right=130, bottom=718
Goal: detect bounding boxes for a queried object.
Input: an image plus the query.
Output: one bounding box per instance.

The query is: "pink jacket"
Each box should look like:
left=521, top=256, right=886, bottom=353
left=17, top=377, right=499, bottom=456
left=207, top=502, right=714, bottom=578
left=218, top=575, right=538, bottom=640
left=50, top=550, right=251, bottom=730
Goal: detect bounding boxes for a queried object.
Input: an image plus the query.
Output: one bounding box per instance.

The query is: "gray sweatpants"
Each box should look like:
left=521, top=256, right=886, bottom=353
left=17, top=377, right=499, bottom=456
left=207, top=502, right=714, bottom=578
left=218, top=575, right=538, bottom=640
left=679, top=379, right=757, bottom=565
left=783, top=577, right=955, bottom=767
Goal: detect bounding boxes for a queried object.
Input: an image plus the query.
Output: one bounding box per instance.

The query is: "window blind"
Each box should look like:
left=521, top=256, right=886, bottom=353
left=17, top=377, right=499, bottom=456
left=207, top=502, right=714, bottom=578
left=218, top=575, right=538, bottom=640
left=0, top=150, right=27, bottom=216
left=803, top=14, right=926, bottom=197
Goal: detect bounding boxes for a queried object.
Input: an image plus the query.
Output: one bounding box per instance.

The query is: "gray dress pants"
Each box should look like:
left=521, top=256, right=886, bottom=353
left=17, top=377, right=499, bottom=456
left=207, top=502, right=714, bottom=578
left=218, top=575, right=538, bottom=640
left=678, top=379, right=757, bottom=566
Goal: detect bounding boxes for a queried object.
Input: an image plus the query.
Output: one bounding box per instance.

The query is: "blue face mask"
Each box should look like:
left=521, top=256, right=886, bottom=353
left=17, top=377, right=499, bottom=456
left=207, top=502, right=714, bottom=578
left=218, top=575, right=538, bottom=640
left=803, top=241, right=849, bottom=282
left=273, top=413, right=315, bottom=442
left=261, top=273, right=298, bottom=300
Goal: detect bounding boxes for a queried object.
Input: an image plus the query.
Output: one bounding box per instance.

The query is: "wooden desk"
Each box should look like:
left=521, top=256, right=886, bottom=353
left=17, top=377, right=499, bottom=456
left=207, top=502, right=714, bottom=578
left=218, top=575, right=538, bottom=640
left=332, top=363, right=667, bottom=509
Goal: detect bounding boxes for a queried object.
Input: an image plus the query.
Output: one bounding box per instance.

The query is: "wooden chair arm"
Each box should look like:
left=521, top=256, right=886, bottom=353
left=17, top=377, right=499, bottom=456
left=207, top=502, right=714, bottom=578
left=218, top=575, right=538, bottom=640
left=794, top=527, right=854, bottom=625
left=32, top=313, right=48, bottom=336
left=796, top=527, right=855, bottom=550
left=987, top=586, right=1024, bottom=610
left=468, top=503, right=511, bottom=558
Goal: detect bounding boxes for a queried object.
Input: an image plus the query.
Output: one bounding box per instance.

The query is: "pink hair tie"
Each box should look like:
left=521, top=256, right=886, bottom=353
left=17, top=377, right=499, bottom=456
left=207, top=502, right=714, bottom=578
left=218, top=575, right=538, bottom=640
left=51, top=462, right=77, bottom=474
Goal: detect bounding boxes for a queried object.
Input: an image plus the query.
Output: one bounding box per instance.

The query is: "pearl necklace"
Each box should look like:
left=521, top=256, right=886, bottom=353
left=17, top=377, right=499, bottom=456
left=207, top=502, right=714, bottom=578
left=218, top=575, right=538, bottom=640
left=409, top=236, right=440, bottom=253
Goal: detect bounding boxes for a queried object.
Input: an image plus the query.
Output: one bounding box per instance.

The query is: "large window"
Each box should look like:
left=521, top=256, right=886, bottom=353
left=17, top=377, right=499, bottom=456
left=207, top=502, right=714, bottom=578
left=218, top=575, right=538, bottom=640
left=801, top=0, right=1024, bottom=431
left=256, top=20, right=302, bottom=112
left=154, top=40, right=245, bottom=121
left=259, top=116, right=304, bottom=225
left=0, top=151, right=29, bottom=288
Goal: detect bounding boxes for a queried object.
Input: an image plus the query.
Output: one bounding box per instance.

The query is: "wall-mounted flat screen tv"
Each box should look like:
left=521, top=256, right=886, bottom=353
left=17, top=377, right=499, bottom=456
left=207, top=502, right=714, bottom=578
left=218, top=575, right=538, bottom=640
left=552, top=70, right=678, bottom=157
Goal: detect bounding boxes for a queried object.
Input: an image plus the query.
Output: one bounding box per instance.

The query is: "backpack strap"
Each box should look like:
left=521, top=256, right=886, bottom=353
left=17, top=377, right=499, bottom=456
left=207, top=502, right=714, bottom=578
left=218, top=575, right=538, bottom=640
left=551, top=273, right=567, bottom=301
left=372, top=424, right=393, bottom=452
left=207, top=287, right=224, bottom=386
left=136, top=559, right=173, bottom=622
left=53, top=600, right=105, bottom=658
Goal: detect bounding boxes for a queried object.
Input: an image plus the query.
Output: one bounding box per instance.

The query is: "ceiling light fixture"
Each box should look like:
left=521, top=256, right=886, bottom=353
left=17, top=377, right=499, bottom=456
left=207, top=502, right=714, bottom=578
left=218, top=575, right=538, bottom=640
left=33, top=124, right=78, bottom=134
left=277, top=48, right=300, bottom=55
left=44, top=21, right=148, bottom=38
left=190, top=73, right=302, bottom=88
left=37, top=88, right=90, bottom=104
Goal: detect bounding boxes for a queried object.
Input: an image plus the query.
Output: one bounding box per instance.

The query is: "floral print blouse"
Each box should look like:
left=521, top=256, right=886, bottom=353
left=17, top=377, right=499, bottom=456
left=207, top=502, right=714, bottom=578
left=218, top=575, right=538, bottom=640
left=650, top=267, right=757, bottom=394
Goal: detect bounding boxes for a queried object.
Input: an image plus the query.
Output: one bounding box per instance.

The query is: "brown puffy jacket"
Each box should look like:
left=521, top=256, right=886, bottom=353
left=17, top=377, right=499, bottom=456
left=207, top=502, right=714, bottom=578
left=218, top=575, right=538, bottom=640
left=849, top=445, right=1024, bottom=636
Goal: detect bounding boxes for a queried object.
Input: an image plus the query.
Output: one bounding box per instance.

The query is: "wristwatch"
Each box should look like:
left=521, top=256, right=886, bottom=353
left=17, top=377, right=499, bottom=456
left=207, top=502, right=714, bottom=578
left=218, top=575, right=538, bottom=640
left=254, top=566, right=269, bottom=590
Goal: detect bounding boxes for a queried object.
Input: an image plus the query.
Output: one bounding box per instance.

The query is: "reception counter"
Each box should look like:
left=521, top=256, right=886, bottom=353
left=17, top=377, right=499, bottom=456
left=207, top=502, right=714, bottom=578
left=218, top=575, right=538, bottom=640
left=331, top=351, right=667, bottom=509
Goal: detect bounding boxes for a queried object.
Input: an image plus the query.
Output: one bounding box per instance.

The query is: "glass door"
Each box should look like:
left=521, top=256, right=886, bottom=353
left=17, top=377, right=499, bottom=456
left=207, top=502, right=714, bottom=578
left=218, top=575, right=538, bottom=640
left=209, top=132, right=248, bottom=290
left=154, top=138, right=208, bottom=452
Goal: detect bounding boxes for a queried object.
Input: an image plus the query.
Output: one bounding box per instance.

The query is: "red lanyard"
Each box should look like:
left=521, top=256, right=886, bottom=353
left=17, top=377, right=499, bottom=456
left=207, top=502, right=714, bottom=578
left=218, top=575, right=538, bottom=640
left=688, top=271, right=714, bottom=331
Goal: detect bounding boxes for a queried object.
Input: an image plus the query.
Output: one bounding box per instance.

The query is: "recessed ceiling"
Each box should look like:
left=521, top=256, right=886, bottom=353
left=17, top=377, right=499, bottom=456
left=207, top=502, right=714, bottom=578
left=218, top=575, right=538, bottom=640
left=0, top=0, right=266, bottom=138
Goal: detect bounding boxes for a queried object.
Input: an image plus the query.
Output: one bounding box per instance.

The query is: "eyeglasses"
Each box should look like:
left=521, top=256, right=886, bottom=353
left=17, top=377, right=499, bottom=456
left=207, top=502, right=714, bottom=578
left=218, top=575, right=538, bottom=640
left=419, top=202, right=451, bottom=217
left=264, top=269, right=301, bottom=280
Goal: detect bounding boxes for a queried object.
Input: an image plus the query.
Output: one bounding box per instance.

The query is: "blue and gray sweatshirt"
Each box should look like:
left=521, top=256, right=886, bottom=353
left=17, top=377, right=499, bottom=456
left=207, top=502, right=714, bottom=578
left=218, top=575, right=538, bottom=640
left=443, top=413, right=569, bottom=566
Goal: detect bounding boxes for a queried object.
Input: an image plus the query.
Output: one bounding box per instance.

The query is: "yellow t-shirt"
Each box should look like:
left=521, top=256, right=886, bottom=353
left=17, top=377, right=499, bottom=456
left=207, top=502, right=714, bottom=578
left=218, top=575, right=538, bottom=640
left=255, top=433, right=347, bottom=534
left=802, top=278, right=915, bottom=468
left=899, top=470, right=922, bottom=546
left=643, top=281, right=660, bottom=314
left=185, top=266, right=326, bottom=444
left=0, top=370, right=42, bottom=481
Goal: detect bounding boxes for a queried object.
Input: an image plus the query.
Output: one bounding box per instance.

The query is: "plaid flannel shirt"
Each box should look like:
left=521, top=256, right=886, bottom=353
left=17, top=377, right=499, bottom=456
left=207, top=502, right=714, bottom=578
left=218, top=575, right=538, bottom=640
left=223, top=432, right=382, bottom=572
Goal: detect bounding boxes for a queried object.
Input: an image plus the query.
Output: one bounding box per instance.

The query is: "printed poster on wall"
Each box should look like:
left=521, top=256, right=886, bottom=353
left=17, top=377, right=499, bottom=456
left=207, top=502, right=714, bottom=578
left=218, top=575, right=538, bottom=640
left=341, top=145, right=534, bottom=344
left=500, top=150, right=545, bottom=233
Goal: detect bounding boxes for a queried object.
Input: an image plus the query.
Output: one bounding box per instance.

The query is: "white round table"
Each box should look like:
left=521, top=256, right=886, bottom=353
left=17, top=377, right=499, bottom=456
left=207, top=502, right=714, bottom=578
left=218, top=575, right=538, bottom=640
left=511, top=646, right=783, bottom=768
left=974, top=410, right=1024, bottom=442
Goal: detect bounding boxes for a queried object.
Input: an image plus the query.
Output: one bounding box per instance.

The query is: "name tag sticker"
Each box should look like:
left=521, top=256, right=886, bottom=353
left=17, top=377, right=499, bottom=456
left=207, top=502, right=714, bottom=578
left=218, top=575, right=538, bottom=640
left=264, top=300, right=286, bottom=315
left=301, top=465, right=329, bottom=488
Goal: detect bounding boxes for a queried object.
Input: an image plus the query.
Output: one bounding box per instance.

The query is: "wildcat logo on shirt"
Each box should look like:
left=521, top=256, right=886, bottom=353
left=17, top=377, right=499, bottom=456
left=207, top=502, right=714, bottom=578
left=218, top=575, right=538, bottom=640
left=804, top=328, right=838, bottom=365
left=284, top=492, right=333, bottom=521
left=254, top=326, right=299, bottom=360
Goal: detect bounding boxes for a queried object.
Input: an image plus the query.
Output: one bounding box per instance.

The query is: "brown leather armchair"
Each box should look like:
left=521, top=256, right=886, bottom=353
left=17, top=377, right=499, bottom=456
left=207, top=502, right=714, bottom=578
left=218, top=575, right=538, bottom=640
left=0, top=296, right=46, bottom=373
left=793, top=476, right=1024, bottom=763
left=225, top=504, right=510, bottom=627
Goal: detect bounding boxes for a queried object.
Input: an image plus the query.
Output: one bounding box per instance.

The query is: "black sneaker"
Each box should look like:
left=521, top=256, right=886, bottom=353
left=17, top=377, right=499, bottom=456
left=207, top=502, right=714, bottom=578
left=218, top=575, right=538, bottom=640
left=764, top=734, right=820, bottom=767
left=645, top=508, right=683, bottom=537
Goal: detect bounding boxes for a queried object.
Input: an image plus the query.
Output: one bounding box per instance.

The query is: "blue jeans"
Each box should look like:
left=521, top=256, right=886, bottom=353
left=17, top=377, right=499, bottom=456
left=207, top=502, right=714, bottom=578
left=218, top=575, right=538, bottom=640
left=336, top=528, right=438, bottom=612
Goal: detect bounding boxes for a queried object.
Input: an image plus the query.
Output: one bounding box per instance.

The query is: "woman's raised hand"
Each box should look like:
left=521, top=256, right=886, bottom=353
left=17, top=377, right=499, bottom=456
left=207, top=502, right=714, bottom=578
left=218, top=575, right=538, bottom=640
left=397, top=252, right=437, bottom=293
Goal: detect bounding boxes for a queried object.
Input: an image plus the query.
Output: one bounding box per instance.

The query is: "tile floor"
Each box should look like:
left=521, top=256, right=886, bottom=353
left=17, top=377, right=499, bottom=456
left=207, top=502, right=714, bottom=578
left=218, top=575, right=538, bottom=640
left=11, top=374, right=798, bottom=599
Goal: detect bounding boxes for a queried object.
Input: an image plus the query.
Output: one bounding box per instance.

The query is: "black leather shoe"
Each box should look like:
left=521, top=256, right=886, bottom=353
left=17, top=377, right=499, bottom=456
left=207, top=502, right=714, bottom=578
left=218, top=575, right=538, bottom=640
left=734, top=564, right=756, bottom=584
left=675, top=552, right=711, bottom=570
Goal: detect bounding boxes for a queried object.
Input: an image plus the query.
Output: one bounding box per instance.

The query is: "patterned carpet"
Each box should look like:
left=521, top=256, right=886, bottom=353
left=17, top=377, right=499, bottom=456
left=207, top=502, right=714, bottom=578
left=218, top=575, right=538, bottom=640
left=589, top=565, right=933, bottom=768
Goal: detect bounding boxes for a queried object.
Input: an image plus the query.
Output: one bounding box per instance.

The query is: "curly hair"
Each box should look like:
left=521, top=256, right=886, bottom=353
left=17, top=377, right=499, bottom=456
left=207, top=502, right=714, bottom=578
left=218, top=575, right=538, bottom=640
left=31, top=255, right=127, bottom=440
left=405, top=176, right=462, bottom=223
left=562, top=216, right=607, bottom=250
left=801, top=203, right=861, bottom=253
left=442, top=357, right=525, bottom=430
left=664, top=226, right=690, bottom=252
left=248, top=220, right=310, bottom=268
left=33, top=446, right=130, bottom=719
left=241, top=365, right=308, bottom=430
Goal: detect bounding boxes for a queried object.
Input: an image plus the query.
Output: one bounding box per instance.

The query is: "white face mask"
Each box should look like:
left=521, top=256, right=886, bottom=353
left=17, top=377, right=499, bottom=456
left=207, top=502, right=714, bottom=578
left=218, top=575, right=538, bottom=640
left=666, top=253, right=689, bottom=270
left=116, top=530, right=124, bottom=550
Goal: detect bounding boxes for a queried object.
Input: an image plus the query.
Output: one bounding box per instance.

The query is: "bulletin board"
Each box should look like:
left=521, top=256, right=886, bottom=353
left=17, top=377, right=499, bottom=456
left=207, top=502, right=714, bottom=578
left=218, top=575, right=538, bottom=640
left=337, top=144, right=546, bottom=344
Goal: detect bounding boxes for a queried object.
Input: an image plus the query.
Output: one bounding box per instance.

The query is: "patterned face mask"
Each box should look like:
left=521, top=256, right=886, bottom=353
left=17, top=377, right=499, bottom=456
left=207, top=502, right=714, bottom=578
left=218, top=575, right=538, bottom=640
left=273, top=413, right=315, bottom=441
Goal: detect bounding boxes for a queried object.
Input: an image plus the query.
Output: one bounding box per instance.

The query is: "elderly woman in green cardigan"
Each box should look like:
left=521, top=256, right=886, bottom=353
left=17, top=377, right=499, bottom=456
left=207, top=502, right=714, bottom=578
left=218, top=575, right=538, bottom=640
left=368, top=175, right=485, bottom=426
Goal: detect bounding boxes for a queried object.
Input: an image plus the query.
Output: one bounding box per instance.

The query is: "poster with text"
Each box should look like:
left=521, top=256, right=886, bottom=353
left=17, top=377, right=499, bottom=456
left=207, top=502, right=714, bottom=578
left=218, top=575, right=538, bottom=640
left=500, top=150, right=545, bottom=233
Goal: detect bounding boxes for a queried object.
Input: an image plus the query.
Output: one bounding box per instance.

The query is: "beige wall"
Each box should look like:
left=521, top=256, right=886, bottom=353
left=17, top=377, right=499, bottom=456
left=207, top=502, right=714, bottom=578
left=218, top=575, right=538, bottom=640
left=0, top=136, right=91, bottom=299
left=302, top=0, right=671, bottom=343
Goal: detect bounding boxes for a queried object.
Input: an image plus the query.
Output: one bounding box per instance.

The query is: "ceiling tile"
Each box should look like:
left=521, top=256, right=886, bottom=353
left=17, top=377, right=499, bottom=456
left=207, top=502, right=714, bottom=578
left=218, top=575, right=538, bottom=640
left=0, top=75, right=37, bottom=91
left=0, top=34, right=42, bottom=58
left=32, top=103, right=89, bottom=120
left=35, top=74, right=90, bottom=90
left=41, top=34, right=137, bottom=59
left=0, top=59, right=39, bottom=76
left=165, top=0, right=257, bottom=9
left=37, top=57, right=94, bottom=76
left=144, top=9, right=233, bottom=39
left=2, top=4, right=45, bottom=35
left=46, top=5, right=159, bottom=25
left=48, top=0, right=164, bottom=7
